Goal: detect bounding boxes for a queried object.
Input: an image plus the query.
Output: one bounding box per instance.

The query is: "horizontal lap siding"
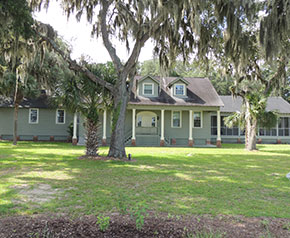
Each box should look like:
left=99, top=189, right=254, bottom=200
left=0, top=108, right=73, bottom=139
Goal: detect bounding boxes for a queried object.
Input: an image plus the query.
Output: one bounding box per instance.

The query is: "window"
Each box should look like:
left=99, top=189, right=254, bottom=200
left=29, top=108, right=39, bottom=124
left=56, top=109, right=65, bottom=124
left=174, top=84, right=185, bottom=96
left=143, top=83, right=153, bottom=95
left=193, top=112, right=202, bottom=128
left=172, top=111, right=181, bottom=128
left=278, top=117, right=290, bottom=136
left=211, top=115, right=239, bottom=135
left=259, top=127, right=277, bottom=136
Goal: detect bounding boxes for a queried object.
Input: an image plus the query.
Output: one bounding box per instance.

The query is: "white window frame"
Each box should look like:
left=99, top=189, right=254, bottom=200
left=174, top=83, right=186, bottom=96
left=29, top=108, right=39, bottom=124
left=56, top=109, right=66, bottom=124
left=193, top=111, right=203, bottom=128
left=171, top=110, right=182, bottom=128
left=143, top=83, right=154, bottom=96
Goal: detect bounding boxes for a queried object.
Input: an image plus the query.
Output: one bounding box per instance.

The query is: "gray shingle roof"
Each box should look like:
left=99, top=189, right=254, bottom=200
left=220, top=96, right=290, bottom=114
left=0, top=95, right=52, bottom=108
left=130, top=76, right=224, bottom=107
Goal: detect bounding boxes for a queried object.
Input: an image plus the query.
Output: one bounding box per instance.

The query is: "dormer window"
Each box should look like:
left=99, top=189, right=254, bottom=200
left=174, top=84, right=185, bottom=96
left=143, top=83, right=154, bottom=95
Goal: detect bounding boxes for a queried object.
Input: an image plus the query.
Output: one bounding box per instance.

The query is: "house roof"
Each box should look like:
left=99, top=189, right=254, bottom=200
left=0, top=95, right=52, bottom=109
left=130, top=76, right=224, bottom=107
left=220, top=96, right=290, bottom=114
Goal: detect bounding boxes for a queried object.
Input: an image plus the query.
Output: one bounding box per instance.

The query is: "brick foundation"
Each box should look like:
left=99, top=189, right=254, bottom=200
left=50, top=136, right=54, bottom=142
left=131, top=139, right=136, bottom=146
left=216, top=140, right=222, bottom=148
left=160, top=140, right=165, bottom=146
left=188, top=139, right=194, bottom=147
left=72, top=138, right=78, bottom=145
left=16, top=136, right=20, bottom=141
left=237, top=138, right=242, bottom=143
left=33, top=136, right=38, bottom=142
left=277, top=139, right=282, bottom=144
left=257, top=138, right=262, bottom=144
left=171, top=138, right=176, bottom=145
left=102, top=139, right=106, bottom=146
left=206, top=140, right=211, bottom=145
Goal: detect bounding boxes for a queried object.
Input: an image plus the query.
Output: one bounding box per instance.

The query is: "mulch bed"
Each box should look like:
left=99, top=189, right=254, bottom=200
left=1, top=213, right=290, bottom=238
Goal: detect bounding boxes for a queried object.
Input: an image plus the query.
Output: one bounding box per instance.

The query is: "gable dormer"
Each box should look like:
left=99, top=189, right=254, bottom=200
left=168, top=78, right=189, bottom=97
left=137, top=75, right=159, bottom=97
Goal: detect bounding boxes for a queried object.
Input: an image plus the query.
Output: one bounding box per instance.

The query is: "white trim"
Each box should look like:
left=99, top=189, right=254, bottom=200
left=143, top=83, right=154, bottom=96
left=73, top=112, right=77, bottom=139
left=132, top=109, right=136, bottom=140
left=189, top=110, right=193, bottom=140
left=161, top=110, right=164, bottom=140
left=193, top=111, right=203, bottom=128
left=174, top=83, right=186, bottom=96
left=56, top=109, right=66, bottom=124
left=29, top=108, right=39, bottom=124
left=217, top=110, right=221, bottom=141
left=171, top=110, right=182, bottom=128
left=103, top=110, right=107, bottom=139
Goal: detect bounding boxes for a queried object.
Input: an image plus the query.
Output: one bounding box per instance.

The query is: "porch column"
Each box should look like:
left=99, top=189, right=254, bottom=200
left=216, top=109, right=221, bottom=147
left=276, top=119, right=281, bottom=144
left=188, top=110, right=194, bottom=146
left=160, top=109, right=165, bottom=146
left=72, top=112, right=78, bottom=145
left=132, top=108, right=136, bottom=146
left=102, top=109, right=107, bottom=145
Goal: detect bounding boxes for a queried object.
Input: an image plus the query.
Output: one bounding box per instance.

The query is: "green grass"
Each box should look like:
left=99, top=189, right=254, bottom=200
left=0, top=141, right=289, bottom=218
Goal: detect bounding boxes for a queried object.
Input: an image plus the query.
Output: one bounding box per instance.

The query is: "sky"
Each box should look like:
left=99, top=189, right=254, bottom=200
left=34, top=0, right=155, bottom=63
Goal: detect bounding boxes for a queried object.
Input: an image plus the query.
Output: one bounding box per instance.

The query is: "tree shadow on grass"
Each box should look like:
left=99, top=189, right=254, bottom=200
left=1, top=143, right=290, bottom=218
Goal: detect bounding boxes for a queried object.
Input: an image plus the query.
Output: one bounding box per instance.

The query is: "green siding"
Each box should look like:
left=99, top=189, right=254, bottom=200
left=0, top=108, right=73, bottom=140
left=138, top=78, right=159, bottom=97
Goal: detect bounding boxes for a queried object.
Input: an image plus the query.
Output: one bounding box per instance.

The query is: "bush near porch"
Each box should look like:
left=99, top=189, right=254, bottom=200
left=0, top=142, right=289, bottom=218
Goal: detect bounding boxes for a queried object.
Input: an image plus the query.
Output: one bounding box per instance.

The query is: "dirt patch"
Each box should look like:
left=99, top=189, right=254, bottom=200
left=0, top=213, right=290, bottom=238
left=11, top=184, right=62, bottom=205
left=78, top=155, right=136, bottom=162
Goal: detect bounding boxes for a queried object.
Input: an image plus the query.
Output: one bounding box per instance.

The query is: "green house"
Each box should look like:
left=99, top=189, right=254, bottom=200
left=1, top=75, right=290, bottom=146
left=76, top=76, right=290, bottom=146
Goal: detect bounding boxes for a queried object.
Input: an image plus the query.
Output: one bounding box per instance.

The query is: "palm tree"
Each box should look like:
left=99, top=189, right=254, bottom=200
left=224, top=93, right=277, bottom=150
left=54, top=61, right=115, bottom=157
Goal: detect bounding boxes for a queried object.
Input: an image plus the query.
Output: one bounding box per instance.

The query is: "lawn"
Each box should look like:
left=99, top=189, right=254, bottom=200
left=0, top=141, right=289, bottom=218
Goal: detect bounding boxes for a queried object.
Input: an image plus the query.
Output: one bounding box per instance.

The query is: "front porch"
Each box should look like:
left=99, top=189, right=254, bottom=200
left=100, top=106, right=222, bottom=147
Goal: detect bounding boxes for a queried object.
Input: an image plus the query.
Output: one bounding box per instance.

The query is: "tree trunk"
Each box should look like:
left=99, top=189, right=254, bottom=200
left=108, top=76, right=129, bottom=158
left=13, top=103, right=19, bottom=145
left=245, top=100, right=257, bottom=151
left=247, top=121, right=257, bottom=150
left=85, top=119, right=99, bottom=156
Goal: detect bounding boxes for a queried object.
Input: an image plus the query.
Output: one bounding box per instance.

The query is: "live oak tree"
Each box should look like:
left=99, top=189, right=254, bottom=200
left=0, top=0, right=36, bottom=145
left=28, top=0, right=289, bottom=156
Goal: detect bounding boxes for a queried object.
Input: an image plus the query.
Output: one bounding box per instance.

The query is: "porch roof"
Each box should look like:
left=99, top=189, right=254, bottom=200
left=220, top=96, right=290, bottom=114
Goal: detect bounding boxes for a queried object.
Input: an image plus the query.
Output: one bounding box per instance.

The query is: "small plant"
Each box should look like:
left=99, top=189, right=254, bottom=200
left=130, top=202, right=148, bottom=231
left=167, top=213, right=174, bottom=219
left=282, top=222, right=290, bottom=231
left=96, top=215, right=110, bottom=232
left=260, top=220, right=273, bottom=238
